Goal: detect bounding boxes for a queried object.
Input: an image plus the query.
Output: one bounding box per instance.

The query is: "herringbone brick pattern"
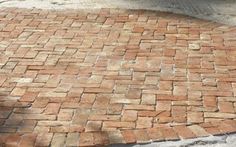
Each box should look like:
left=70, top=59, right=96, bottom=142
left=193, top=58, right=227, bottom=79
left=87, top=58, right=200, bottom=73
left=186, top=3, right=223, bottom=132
left=0, top=8, right=236, bottom=146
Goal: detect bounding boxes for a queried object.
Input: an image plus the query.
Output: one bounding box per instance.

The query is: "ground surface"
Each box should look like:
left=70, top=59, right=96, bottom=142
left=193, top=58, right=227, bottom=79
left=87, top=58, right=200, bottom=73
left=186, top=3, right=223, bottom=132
left=0, top=1, right=236, bottom=147
left=0, top=0, right=236, bottom=25
left=112, top=133, right=236, bottom=147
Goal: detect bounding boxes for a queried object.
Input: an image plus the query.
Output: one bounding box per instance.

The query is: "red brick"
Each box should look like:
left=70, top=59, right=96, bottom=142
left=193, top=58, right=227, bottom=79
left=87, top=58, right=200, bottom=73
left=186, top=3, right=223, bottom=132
left=147, top=128, right=164, bottom=141
left=5, top=134, right=21, bottom=146
left=103, top=121, right=135, bottom=129
left=160, top=127, right=179, bottom=141
left=1, top=8, right=236, bottom=147
left=121, top=130, right=136, bottom=143
left=156, top=95, right=187, bottom=101
left=85, top=121, right=102, bottom=132
left=19, top=133, right=37, bottom=147
left=187, top=112, right=203, bottom=123
left=138, top=110, right=163, bottom=117
left=188, top=125, right=209, bottom=137
left=0, top=108, right=12, bottom=119
left=107, top=131, right=124, bottom=144
left=126, top=89, right=141, bottom=99
left=35, top=133, right=53, bottom=146
left=172, top=106, right=187, bottom=123
left=133, top=27, right=144, bottom=33
left=158, top=81, right=173, bottom=90
left=218, top=102, right=235, bottom=113
left=66, top=133, right=80, bottom=146
left=141, top=94, right=156, bottom=105
left=164, top=49, right=176, bottom=57
left=19, top=92, right=38, bottom=102
left=58, top=109, right=74, bottom=121
left=124, top=105, right=155, bottom=111
left=174, top=125, right=196, bottom=139
left=11, top=88, right=26, bottom=96
left=89, top=115, right=120, bottom=121
left=93, top=132, right=109, bottom=146
left=133, top=129, right=150, bottom=143
left=122, top=110, right=137, bottom=122
left=136, top=117, right=153, bottom=129
left=144, top=76, right=158, bottom=85
left=51, top=133, right=66, bottom=147
left=44, top=103, right=60, bottom=115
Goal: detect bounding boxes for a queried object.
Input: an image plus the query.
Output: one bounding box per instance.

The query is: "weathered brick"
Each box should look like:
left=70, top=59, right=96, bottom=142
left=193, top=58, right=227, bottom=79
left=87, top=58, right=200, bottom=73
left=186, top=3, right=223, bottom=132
left=121, top=130, right=136, bottom=143
left=35, top=133, right=53, bottom=146
left=156, top=95, right=187, bottom=101
left=187, top=112, right=203, bottom=123
left=11, top=88, right=26, bottom=96
left=5, top=134, right=21, bottom=146
left=19, top=92, right=38, bottom=102
left=51, top=133, right=66, bottom=147
left=204, top=112, right=236, bottom=118
left=172, top=106, right=187, bottom=123
left=0, top=108, right=11, bottom=119
left=144, top=76, right=158, bottom=85
left=85, top=121, right=102, bottom=132
left=66, top=133, right=80, bottom=146
left=18, top=120, right=37, bottom=133
left=136, top=117, right=153, bottom=128
left=174, top=125, right=196, bottom=139
left=107, top=131, right=125, bottom=144
left=160, top=127, right=179, bottom=141
left=88, top=115, right=120, bottom=121
left=134, top=129, right=150, bottom=143
left=58, top=109, right=74, bottom=121
left=126, top=89, right=141, bottom=99
left=43, top=103, right=60, bottom=115
left=79, top=132, right=94, bottom=146
left=1, top=8, right=236, bottom=146
left=124, top=105, right=155, bottom=111
left=19, top=133, right=37, bottom=147
left=164, top=49, right=176, bottom=57
left=141, top=94, right=156, bottom=105
left=188, top=125, right=209, bottom=137
left=93, top=132, right=109, bottom=146
left=218, top=102, right=235, bottom=113
left=147, top=127, right=164, bottom=141
left=122, top=110, right=137, bottom=122
left=103, top=121, right=135, bottom=129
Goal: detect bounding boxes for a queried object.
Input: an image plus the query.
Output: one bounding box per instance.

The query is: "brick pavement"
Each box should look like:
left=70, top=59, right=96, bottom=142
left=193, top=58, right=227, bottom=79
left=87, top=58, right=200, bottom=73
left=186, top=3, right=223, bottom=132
left=0, top=8, right=236, bottom=146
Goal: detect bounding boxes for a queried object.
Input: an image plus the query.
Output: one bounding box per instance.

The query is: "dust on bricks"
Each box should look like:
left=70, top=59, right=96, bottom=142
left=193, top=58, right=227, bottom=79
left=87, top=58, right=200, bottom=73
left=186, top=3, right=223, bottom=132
left=0, top=8, right=236, bottom=146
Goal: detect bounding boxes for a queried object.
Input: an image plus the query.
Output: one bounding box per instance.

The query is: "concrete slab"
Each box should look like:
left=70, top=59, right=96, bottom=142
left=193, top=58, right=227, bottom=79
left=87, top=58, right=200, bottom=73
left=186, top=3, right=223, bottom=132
left=0, top=0, right=236, bottom=25
left=110, top=134, right=236, bottom=147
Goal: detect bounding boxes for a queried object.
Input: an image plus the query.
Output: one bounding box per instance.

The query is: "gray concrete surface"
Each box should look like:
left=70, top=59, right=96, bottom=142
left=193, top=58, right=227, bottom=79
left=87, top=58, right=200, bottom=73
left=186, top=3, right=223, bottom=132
left=110, top=133, right=236, bottom=147
left=0, top=0, right=236, bottom=25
